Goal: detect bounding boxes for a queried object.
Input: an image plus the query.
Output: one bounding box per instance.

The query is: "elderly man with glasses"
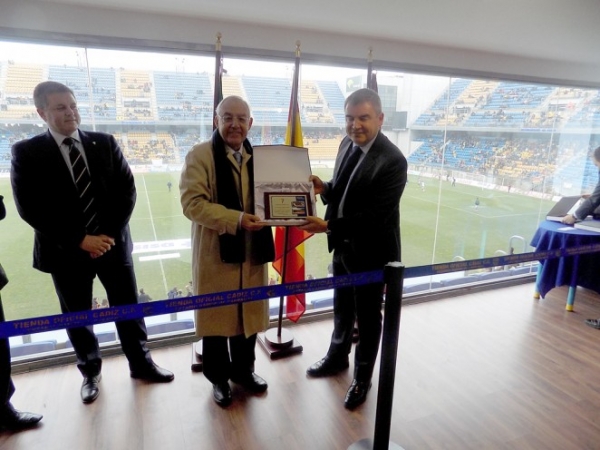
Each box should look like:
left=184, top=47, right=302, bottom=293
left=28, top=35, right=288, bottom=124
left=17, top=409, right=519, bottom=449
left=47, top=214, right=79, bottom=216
left=180, top=95, right=275, bottom=407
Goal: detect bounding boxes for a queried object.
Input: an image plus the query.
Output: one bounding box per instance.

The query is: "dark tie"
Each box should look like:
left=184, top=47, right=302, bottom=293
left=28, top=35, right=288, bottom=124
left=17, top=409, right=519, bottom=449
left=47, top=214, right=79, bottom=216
left=64, top=137, right=99, bottom=234
left=327, top=144, right=362, bottom=219
left=334, top=144, right=361, bottom=193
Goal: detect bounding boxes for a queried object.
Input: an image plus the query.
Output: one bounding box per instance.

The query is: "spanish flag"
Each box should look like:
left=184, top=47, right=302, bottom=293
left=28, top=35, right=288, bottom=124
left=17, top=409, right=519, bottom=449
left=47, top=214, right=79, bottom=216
left=272, top=42, right=312, bottom=322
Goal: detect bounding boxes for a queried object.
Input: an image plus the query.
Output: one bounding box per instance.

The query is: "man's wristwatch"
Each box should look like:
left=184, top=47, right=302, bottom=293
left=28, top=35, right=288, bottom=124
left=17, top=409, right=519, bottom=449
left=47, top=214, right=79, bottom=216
left=325, top=221, right=332, bottom=235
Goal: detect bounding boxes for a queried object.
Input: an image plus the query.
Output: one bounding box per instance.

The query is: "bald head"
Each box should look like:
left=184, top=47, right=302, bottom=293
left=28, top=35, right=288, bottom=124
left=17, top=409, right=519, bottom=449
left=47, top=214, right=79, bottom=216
left=214, top=96, right=253, bottom=150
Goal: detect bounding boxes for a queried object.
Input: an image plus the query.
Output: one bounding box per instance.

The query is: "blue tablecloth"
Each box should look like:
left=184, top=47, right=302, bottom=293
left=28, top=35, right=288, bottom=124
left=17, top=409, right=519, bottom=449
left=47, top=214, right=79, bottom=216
left=530, top=220, right=600, bottom=298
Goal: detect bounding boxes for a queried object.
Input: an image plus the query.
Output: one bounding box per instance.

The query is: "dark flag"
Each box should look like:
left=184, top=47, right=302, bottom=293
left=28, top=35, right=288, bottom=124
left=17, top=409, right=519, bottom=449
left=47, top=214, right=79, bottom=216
left=213, top=32, right=224, bottom=130
left=367, top=47, right=378, bottom=92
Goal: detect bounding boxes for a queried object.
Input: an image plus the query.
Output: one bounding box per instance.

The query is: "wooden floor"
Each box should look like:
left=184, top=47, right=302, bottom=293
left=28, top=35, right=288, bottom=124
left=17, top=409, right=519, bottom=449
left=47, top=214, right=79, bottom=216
left=3, top=282, right=600, bottom=450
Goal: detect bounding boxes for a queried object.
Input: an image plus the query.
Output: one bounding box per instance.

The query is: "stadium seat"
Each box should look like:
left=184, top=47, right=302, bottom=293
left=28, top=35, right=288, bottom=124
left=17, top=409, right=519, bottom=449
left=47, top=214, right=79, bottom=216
left=10, top=340, right=57, bottom=358
left=474, top=270, right=511, bottom=281
left=146, top=319, right=194, bottom=336
left=403, top=281, right=442, bottom=294
left=311, top=297, right=334, bottom=310
left=64, top=330, right=116, bottom=348
left=439, top=275, right=480, bottom=288
left=509, top=266, right=535, bottom=276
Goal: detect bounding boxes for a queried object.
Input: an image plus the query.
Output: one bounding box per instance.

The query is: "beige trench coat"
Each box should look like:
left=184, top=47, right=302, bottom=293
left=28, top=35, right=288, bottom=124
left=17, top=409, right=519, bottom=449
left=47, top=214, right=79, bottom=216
left=180, top=140, right=270, bottom=338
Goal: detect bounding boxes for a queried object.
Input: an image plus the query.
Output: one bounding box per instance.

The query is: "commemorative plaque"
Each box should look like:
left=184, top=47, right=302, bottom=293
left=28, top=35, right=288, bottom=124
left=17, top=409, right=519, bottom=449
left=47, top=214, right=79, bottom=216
left=253, top=145, right=316, bottom=226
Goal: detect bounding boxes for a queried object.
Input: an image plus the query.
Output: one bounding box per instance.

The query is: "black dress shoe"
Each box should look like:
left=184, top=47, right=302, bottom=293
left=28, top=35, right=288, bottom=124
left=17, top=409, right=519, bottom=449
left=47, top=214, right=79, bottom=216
left=231, top=373, right=268, bottom=393
left=212, top=382, right=232, bottom=407
left=81, top=374, right=101, bottom=404
left=344, top=379, right=371, bottom=410
left=0, top=403, right=42, bottom=431
left=306, top=357, right=349, bottom=377
left=130, top=363, right=174, bottom=382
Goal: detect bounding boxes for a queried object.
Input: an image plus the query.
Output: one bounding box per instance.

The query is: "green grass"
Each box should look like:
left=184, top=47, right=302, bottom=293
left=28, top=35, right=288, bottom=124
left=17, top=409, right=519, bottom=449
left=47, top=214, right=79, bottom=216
left=0, top=171, right=554, bottom=320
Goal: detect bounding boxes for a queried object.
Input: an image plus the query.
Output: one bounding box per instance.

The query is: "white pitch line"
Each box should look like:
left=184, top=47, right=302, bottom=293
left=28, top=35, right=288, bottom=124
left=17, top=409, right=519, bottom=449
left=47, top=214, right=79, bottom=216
left=140, top=175, right=169, bottom=292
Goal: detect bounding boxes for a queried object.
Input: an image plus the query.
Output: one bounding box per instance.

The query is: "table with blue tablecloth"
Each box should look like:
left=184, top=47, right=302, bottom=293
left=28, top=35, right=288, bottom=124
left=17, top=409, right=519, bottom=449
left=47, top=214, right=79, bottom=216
left=530, top=220, right=600, bottom=310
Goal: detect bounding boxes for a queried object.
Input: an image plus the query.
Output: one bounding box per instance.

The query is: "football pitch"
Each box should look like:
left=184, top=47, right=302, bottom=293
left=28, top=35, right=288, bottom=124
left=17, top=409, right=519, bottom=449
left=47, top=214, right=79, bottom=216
left=0, top=170, right=553, bottom=320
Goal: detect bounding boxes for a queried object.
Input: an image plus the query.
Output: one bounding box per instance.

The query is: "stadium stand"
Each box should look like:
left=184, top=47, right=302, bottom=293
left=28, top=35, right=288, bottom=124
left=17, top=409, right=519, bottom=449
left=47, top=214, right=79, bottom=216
left=2, top=61, right=600, bottom=178
left=153, top=71, right=213, bottom=122
left=222, top=74, right=245, bottom=98
left=65, top=331, right=116, bottom=349
left=11, top=340, right=57, bottom=357
left=146, top=319, right=194, bottom=336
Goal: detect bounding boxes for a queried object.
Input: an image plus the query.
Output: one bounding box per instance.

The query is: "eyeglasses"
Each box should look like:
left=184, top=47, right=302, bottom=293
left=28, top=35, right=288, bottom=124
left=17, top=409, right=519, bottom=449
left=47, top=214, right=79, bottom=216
left=218, top=115, right=249, bottom=125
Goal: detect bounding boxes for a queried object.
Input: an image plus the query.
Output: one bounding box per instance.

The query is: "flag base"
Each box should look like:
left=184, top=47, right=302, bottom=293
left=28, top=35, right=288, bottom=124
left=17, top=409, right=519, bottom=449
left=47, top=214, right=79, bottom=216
left=190, top=339, right=203, bottom=372
left=258, top=329, right=303, bottom=360
left=348, top=439, right=405, bottom=450
left=264, top=327, right=294, bottom=348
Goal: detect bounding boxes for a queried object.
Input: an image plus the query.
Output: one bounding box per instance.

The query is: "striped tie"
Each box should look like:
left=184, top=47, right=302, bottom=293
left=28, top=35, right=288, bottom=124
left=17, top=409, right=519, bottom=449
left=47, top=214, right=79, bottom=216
left=64, top=138, right=99, bottom=234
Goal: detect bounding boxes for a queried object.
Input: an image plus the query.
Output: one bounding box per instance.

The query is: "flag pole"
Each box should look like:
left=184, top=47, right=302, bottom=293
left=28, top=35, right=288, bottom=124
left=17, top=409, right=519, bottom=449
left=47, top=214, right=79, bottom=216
left=212, top=32, right=223, bottom=130
left=289, top=41, right=301, bottom=146
left=276, top=41, right=301, bottom=337
left=259, top=41, right=304, bottom=358
left=192, top=32, right=223, bottom=372
left=367, top=47, right=373, bottom=90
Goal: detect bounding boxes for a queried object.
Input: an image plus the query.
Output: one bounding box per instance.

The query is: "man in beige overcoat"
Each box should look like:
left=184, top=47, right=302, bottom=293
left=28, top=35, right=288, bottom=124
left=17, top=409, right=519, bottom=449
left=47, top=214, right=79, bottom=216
left=179, top=96, right=275, bottom=407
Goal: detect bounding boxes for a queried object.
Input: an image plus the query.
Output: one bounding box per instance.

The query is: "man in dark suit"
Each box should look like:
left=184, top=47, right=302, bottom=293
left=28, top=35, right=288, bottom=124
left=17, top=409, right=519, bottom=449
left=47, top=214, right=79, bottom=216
left=0, top=194, right=43, bottom=431
left=10, top=81, right=174, bottom=404
left=299, top=88, right=407, bottom=409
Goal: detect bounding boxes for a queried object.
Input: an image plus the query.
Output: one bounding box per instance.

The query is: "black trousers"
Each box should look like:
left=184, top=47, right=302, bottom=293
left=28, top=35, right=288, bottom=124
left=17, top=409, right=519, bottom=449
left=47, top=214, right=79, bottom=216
left=0, top=295, right=15, bottom=409
left=326, top=250, right=384, bottom=382
left=202, top=334, right=258, bottom=384
left=50, top=252, right=152, bottom=377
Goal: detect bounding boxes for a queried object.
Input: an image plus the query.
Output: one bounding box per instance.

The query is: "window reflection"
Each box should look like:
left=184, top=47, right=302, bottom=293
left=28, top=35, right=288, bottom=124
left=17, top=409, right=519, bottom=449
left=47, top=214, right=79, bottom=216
left=1, top=40, right=599, bottom=356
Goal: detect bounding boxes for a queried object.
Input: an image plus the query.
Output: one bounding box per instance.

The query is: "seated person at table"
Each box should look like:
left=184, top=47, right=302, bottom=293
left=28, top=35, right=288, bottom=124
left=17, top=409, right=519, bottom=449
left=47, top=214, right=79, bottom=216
left=562, top=145, right=600, bottom=330
left=562, top=146, right=600, bottom=225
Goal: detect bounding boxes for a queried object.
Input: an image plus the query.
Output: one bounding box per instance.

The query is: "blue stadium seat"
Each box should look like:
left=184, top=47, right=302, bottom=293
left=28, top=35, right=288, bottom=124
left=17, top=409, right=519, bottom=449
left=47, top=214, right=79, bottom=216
left=146, top=319, right=194, bottom=336
left=440, top=275, right=481, bottom=288
left=509, top=266, right=535, bottom=276
left=474, top=270, right=511, bottom=281
left=65, top=330, right=116, bottom=348
left=311, top=297, right=334, bottom=310
left=403, top=281, right=442, bottom=294
left=11, top=340, right=57, bottom=358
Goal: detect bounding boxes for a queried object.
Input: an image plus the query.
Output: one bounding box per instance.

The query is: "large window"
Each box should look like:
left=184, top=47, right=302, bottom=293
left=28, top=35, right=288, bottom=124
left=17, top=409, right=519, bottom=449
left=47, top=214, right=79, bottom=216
left=1, top=40, right=599, bottom=357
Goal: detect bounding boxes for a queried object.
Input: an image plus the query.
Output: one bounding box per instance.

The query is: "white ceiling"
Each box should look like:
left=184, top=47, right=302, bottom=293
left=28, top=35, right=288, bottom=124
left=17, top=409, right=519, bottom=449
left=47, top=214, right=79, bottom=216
left=34, top=0, right=600, bottom=65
